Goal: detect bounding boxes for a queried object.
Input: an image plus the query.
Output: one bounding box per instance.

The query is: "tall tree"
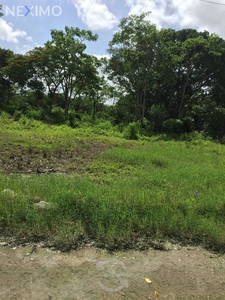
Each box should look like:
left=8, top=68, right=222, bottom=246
left=30, top=26, right=99, bottom=116
left=153, top=29, right=225, bottom=120
left=3, top=52, right=45, bottom=107
left=107, top=12, right=159, bottom=125
left=0, top=48, right=14, bottom=108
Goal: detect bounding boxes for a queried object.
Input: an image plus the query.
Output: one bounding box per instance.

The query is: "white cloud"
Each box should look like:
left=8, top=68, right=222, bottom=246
left=26, top=35, right=33, bottom=42
left=0, top=19, right=32, bottom=43
left=125, top=0, right=225, bottom=38
left=70, top=0, right=118, bottom=30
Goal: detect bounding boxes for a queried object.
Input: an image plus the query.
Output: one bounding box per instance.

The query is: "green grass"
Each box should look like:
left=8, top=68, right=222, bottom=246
left=0, top=114, right=124, bottom=149
left=1, top=114, right=225, bottom=251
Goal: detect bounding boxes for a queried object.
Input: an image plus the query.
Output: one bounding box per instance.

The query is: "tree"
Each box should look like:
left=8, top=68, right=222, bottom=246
left=28, top=46, right=62, bottom=112
left=0, top=48, right=14, bottom=108
left=153, top=29, right=225, bottom=121
left=2, top=52, right=45, bottom=109
left=107, top=12, right=159, bottom=125
left=30, top=26, right=99, bottom=116
left=89, top=76, right=111, bottom=121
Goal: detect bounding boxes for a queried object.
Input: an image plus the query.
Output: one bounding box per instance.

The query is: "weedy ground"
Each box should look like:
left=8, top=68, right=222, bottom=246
left=1, top=113, right=225, bottom=252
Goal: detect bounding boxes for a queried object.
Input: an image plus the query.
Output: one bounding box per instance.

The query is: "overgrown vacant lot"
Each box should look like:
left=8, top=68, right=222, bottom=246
left=1, top=114, right=225, bottom=252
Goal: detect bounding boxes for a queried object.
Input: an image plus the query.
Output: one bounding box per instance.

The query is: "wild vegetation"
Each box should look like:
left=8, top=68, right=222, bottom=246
left=0, top=10, right=225, bottom=139
left=1, top=8, right=225, bottom=252
left=0, top=113, right=225, bottom=252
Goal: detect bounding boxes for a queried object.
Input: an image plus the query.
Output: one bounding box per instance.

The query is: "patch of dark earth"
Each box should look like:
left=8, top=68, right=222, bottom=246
left=0, top=141, right=108, bottom=175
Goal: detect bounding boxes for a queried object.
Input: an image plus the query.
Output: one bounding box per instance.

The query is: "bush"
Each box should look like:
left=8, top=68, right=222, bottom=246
left=162, top=118, right=184, bottom=135
left=0, top=111, right=11, bottom=122
left=123, top=122, right=139, bottom=140
left=67, top=111, right=81, bottom=128
left=95, top=120, right=114, bottom=130
left=180, top=131, right=205, bottom=142
left=139, top=118, right=154, bottom=136
left=51, top=107, right=66, bottom=124
left=13, top=110, right=23, bottom=121
left=182, top=117, right=194, bottom=133
left=18, top=115, right=30, bottom=125
left=26, top=109, right=45, bottom=120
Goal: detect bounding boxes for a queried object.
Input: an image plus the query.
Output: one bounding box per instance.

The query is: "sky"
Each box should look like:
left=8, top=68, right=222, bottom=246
left=1, top=0, right=225, bottom=57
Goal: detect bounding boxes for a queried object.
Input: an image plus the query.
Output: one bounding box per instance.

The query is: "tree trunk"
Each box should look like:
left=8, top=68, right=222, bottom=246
left=135, top=88, right=142, bottom=122
left=49, top=94, right=53, bottom=113
left=92, top=98, right=96, bottom=121
left=178, top=70, right=191, bottom=119
left=64, top=86, right=69, bottom=117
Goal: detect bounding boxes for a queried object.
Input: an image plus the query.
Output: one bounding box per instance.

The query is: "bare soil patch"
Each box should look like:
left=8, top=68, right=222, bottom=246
left=0, top=141, right=108, bottom=174
left=0, top=244, right=225, bottom=300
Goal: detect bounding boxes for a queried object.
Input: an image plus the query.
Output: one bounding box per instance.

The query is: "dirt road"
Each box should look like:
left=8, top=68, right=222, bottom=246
left=1, top=244, right=225, bottom=300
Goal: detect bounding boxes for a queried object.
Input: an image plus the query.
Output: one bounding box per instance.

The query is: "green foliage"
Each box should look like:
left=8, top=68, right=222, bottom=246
left=108, top=12, right=158, bottom=123
left=29, top=26, right=100, bottom=116
left=162, top=118, right=184, bottom=135
left=0, top=48, right=14, bottom=108
left=149, top=104, right=168, bottom=132
left=180, top=131, right=206, bottom=142
left=182, top=117, right=194, bottom=133
left=13, top=110, right=23, bottom=121
left=123, top=122, right=139, bottom=140
left=0, top=111, right=11, bottom=122
left=18, top=115, right=31, bottom=126
left=137, top=118, right=154, bottom=136
left=26, top=109, right=45, bottom=120
left=67, top=110, right=81, bottom=128
left=51, top=107, right=66, bottom=124
left=1, top=15, right=225, bottom=140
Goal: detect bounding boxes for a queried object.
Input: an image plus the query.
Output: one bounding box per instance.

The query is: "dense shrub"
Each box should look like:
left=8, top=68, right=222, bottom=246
left=18, top=115, right=30, bottom=125
left=182, top=117, right=194, bottom=133
left=95, top=120, right=114, bottom=130
left=51, top=107, right=66, bottom=124
left=68, top=111, right=81, bottom=128
left=0, top=111, right=11, bottom=120
left=123, top=122, right=139, bottom=140
left=162, top=118, right=184, bottom=135
left=26, top=109, right=45, bottom=120
left=139, top=118, right=154, bottom=136
left=13, top=110, right=23, bottom=121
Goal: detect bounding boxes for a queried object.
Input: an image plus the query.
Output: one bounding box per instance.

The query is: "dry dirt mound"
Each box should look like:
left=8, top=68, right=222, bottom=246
left=1, top=244, right=225, bottom=300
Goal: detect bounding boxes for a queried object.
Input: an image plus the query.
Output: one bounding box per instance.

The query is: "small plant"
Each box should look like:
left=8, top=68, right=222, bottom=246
left=123, top=122, right=139, bottom=140
left=18, top=115, right=29, bottom=125
left=0, top=111, right=11, bottom=119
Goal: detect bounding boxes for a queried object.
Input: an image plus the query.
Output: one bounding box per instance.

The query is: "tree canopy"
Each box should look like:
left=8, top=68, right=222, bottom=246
left=1, top=13, right=225, bottom=139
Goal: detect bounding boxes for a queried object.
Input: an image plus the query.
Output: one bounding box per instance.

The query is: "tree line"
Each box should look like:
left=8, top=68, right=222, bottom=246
left=1, top=9, right=225, bottom=139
